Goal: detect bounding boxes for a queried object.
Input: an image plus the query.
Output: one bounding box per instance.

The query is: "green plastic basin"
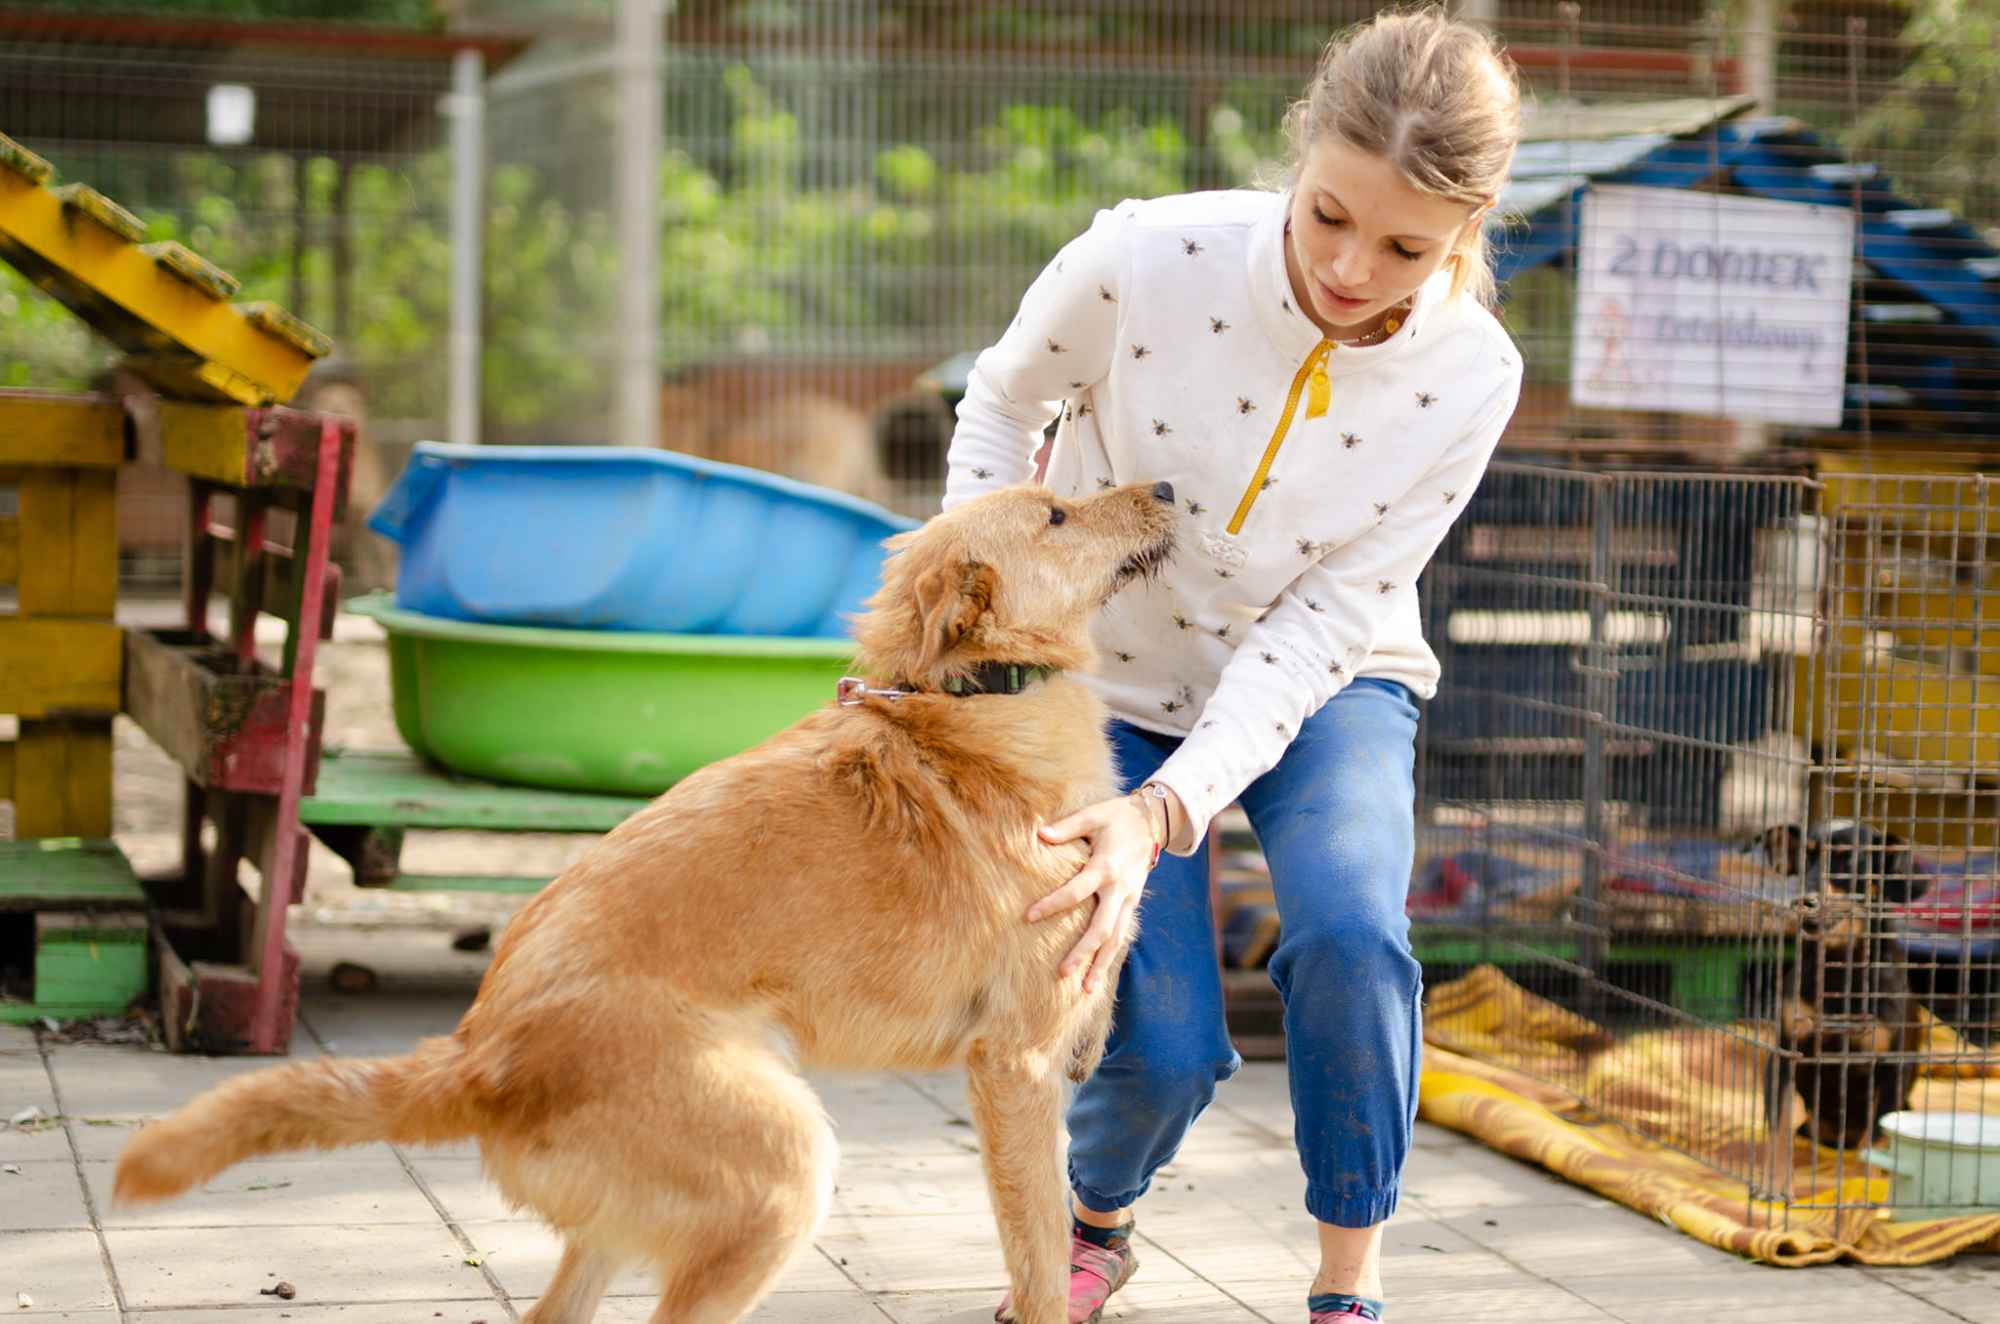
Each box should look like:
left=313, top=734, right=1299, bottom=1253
left=347, top=592, right=854, bottom=795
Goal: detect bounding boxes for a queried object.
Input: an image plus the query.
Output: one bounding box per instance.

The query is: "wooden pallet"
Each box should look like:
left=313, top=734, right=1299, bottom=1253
left=115, top=408, right=353, bottom=1055
left=0, top=839, right=148, bottom=1023
left=299, top=748, right=651, bottom=893
left=0, top=134, right=354, bottom=1051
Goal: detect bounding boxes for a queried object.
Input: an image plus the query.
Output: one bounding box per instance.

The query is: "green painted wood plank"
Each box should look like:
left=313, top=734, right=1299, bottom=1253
left=298, top=748, right=650, bottom=832
left=0, top=1001, right=136, bottom=1023
left=381, top=874, right=554, bottom=895
left=0, top=838, right=144, bottom=907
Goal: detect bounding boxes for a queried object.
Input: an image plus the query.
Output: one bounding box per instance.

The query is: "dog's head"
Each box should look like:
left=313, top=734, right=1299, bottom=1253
left=850, top=482, right=1177, bottom=688
left=1762, top=820, right=1923, bottom=913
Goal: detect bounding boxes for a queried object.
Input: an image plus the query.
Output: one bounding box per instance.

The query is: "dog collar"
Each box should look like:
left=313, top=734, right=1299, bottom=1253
left=942, top=662, right=1057, bottom=696
left=836, top=663, right=1057, bottom=706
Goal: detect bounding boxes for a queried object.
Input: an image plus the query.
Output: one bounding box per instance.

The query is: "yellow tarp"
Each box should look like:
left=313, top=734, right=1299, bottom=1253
left=1418, top=965, right=2000, bottom=1265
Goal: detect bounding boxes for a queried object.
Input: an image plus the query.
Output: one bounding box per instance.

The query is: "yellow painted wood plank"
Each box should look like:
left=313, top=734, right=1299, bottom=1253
left=0, top=739, right=12, bottom=799
left=0, top=514, right=17, bottom=585
left=0, top=171, right=321, bottom=405
left=16, top=469, right=117, bottom=617
left=157, top=401, right=250, bottom=485
left=0, top=391, right=122, bottom=467
left=52, top=183, right=145, bottom=243
left=0, top=133, right=53, bottom=184
left=13, top=719, right=112, bottom=840
left=73, top=468, right=117, bottom=616
left=16, top=469, right=74, bottom=616
left=0, top=619, right=121, bottom=717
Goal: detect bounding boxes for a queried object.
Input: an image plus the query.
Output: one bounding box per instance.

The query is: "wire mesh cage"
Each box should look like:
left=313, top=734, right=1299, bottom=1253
left=5, top=2, right=1999, bottom=530
left=1414, top=461, right=1999, bottom=1228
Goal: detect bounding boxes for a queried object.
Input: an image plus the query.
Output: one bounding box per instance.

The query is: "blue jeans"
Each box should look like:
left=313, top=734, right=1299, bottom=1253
left=1067, top=677, right=1422, bottom=1228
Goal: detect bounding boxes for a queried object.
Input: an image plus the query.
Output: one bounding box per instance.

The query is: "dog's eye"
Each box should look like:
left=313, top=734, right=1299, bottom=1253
left=1048, top=507, right=1066, bottom=526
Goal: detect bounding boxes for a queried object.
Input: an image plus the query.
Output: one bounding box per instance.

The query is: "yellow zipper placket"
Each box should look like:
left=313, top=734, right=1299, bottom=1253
left=1226, top=338, right=1332, bottom=536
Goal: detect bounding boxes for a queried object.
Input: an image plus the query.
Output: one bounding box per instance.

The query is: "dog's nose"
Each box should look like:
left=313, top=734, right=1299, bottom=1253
left=1797, top=895, right=1824, bottom=936
left=1151, top=481, right=1175, bottom=505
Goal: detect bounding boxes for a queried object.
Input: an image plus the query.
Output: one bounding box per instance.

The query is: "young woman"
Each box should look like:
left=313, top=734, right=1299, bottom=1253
left=942, top=10, right=1526, bottom=1322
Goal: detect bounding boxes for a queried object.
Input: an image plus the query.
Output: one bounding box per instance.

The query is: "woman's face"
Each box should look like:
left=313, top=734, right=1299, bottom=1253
left=1284, top=135, right=1481, bottom=339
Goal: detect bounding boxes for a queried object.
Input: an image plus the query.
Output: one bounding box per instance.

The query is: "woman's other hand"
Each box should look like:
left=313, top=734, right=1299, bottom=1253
left=1029, top=786, right=1180, bottom=993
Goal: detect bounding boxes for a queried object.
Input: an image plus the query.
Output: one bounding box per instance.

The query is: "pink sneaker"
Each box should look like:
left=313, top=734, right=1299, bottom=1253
left=1309, top=1301, right=1381, bottom=1322
left=993, top=1231, right=1138, bottom=1324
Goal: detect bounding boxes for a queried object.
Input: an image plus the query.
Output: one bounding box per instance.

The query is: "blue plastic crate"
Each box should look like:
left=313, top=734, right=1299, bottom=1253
left=368, top=443, right=918, bottom=638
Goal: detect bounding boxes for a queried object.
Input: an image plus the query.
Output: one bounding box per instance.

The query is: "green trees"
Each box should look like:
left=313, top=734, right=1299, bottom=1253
left=1850, top=0, right=2000, bottom=230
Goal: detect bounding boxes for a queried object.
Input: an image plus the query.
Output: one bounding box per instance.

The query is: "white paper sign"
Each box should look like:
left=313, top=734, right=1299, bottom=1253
left=1571, top=185, right=1854, bottom=427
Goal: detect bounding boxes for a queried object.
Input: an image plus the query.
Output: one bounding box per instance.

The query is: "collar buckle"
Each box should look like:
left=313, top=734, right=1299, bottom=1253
left=837, top=676, right=904, bottom=706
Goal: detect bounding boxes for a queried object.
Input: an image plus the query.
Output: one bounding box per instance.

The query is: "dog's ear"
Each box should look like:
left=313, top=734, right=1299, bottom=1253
left=911, top=559, right=998, bottom=673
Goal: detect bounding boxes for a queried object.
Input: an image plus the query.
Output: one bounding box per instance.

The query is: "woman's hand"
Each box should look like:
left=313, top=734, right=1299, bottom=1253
left=1028, top=789, right=1175, bottom=993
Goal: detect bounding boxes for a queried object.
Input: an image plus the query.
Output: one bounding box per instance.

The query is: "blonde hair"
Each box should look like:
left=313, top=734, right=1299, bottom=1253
left=1285, top=6, right=1522, bottom=308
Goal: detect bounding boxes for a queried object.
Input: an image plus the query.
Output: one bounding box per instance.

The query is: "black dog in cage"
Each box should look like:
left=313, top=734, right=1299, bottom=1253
left=1759, top=821, right=1927, bottom=1151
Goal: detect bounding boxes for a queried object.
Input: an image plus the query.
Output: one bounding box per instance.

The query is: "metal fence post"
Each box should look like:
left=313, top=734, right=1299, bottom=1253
left=614, top=0, right=664, bottom=450
left=1579, top=474, right=1614, bottom=990
left=447, top=46, right=485, bottom=449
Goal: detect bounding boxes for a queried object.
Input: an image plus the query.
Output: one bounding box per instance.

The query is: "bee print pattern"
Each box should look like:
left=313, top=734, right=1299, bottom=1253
left=1184, top=499, right=1205, bottom=515
left=1114, top=650, right=1135, bottom=663
left=971, top=467, right=993, bottom=480
left=1328, top=658, right=1345, bottom=677
left=1305, top=598, right=1324, bottom=613
left=1260, top=651, right=1280, bottom=665
left=1099, top=285, right=1116, bottom=302
left=1296, top=537, right=1326, bottom=557
left=1162, top=696, right=1185, bottom=715
left=1209, top=317, right=1230, bottom=334
left=1442, top=490, right=1458, bottom=504
left=1068, top=380, right=1086, bottom=390
left=1046, top=339, right=1066, bottom=354
left=1172, top=613, right=1195, bottom=631
left=1281, top=297, right=1292, bottom=314
left=1214, top=624, right=1233, bottom=640
left=1416, top=391, right=1436, bottom=407
left=1151, top=419, right=1172, bottom=436
left=1259, top=476, right=1278, bottom=492
left=1378, top=580, right=1395, bottom=594
left=1373, top=501, right=1390, bottom=519
left=1237, top=397, right=1257, bottom=415
left=1274, top=722, right=1290, bottom=738
left=1341, top=432, right=1362, bottom=449
left=1078, top=402, right=1094, bottom=417
left=1216, top=568, right=1235, bottom=579
left=1096, top=477, right=1116, bottom=490
left=1183, top=238, right=1204, bottom=256
left=1131, top=344, right=1151, bottom=360
left=1199, top=720, right=1217, bottom=730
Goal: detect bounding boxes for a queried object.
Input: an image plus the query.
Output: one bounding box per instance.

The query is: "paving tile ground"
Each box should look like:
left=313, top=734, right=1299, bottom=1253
left=4, top=927, right=1996, bottom=1324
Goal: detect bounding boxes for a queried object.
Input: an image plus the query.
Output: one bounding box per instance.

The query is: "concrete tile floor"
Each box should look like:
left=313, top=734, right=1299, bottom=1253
left=3, top=927, right=1996, bottom=1324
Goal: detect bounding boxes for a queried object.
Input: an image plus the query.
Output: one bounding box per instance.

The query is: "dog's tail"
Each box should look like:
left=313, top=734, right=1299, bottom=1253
left=113, top=1034, right=474, bottom=1206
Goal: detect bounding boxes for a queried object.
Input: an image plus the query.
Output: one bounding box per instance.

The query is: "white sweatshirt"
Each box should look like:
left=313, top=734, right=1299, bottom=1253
left=943, top=188, right=1523, bottom=853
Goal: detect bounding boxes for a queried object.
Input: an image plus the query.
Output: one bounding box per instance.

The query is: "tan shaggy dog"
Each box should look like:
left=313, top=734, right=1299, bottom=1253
left=114, top=480, right=1179, bottom=1324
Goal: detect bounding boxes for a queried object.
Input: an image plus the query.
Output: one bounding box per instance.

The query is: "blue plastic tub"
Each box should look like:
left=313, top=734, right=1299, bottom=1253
left=368, top=443, right=917, bottom=638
